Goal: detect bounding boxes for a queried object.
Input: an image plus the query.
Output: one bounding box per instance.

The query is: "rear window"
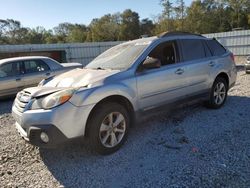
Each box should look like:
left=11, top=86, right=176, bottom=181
left=180, top=39, right=206, bottom=61
left=206, top=39, right=226, bottom=56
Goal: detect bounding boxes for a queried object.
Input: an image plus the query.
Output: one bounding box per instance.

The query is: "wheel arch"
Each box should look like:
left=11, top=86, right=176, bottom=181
left=84, top=95, right=135, bottom=137
left=215, top=72, right=229, bottom=88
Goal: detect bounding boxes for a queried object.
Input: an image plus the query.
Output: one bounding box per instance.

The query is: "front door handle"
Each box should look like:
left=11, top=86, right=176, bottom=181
left=175, top=68, right=184, bottom=75
left=209, top=61, right=215, bottom=67
left=45, top=72, right=51, bottom=76
left=16, top=78, right=21, bottom=81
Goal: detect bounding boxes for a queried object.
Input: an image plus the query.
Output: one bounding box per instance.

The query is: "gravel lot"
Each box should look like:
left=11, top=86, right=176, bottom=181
left=0, top=70, right=250, bottom=188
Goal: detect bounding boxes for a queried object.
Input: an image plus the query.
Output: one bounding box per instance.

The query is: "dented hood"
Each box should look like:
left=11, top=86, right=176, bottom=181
left=45, top=68, right=119, bottom=88
left=23, top=87, right=67, bottom=98
left=23, top=68, right=119, bottom=98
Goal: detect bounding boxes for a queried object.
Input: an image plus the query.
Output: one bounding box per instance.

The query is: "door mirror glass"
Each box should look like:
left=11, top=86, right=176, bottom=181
left=142, top=57, right=161, bottom=70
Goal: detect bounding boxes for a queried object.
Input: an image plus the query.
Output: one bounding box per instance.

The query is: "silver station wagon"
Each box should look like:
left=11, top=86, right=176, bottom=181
left=12, top=32, right=237, bottom=154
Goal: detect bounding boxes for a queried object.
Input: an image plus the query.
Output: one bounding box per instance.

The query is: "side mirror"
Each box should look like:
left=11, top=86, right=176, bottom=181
left=142, top=57, right=161, bottom=70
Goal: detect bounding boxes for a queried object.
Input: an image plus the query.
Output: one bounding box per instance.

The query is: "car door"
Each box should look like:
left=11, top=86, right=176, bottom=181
left=0, top=62, right=22, bottom=97
left=178, top=39, right=212, bottom=95
left=136, top=41, right=189, bottom=110
left=20, top=59, right=52, bottom=88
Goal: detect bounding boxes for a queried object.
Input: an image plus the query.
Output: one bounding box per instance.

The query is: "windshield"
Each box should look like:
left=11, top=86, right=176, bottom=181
left=86, top=41, right=148, bottom=70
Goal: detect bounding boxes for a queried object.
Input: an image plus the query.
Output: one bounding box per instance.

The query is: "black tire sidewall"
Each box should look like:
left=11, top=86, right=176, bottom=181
left=209, top=77, right=228, bottom=109
left=87, top=103, right=130, bottom=155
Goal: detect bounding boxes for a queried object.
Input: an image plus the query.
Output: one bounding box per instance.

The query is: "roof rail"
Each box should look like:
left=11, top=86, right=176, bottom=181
left=158, top=31, right=204, bottom=38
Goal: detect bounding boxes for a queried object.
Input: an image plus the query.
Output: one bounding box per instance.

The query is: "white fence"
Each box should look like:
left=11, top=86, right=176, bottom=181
left=0, top=42, right=122, bottom=66
left=0, top=30, right=249, bottom=65
left=204, top=30, right=250, bottom=56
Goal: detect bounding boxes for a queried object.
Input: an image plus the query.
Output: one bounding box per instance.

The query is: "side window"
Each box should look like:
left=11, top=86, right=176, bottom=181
left=38, top=60, right=50, bottom=71
left=180, top=39, right=206, bottom=61
left=202, top=40, right=212, bottom=57
left=0, top=63, right=15, bottom=78
left=24, top=60, right=50, bottom=74
left=148, top=41, right=177, bottom=66
left=16, top=61, right=25, bottom=74
left=206, top=39, right=226, bottom=56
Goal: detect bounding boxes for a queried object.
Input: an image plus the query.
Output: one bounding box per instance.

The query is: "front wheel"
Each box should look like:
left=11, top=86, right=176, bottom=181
left=205, top=77, right=228, bottom=109
left=86, top=103, right=130, bottom=155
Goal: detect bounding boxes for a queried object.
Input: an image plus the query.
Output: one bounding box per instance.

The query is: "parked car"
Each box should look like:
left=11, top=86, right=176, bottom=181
left=245, top=56, right=250, bottom=74
left=12, top=32, right=237, bottom=154
left=0, top=56, right=82, bottom=98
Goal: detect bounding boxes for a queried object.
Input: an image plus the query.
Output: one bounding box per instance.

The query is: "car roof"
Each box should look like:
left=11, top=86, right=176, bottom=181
left=123, top=36, right=158, bottom=45
left=0, top=56, right=52, bottom=65
left=158, top=31, right=205, bottom=38
left=124, top=32, right=208, bottom=47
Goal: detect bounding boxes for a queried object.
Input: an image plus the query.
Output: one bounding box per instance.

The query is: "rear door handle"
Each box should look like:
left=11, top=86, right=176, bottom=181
left=16, top=78, right=21, bottom=81
left=45, top=72, right=51, bottom=76
left=175, top=68, right=184, bottom=75
left=209, top=61, right=215, bottom=67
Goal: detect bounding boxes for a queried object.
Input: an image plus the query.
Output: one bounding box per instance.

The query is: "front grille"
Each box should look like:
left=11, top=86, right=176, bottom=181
left=14, top=91, right=32, bottom=113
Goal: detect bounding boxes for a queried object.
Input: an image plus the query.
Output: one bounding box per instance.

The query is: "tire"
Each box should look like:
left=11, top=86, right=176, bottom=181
left=86, top=102, right=130, bottom=155
left=205, top=77, right=228, bottom=109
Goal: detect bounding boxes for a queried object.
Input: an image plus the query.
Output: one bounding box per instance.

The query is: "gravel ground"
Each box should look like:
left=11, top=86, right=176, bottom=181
left=0, top=70, right=250, bottom=188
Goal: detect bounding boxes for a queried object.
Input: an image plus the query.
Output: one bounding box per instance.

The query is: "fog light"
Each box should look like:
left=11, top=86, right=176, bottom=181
left=40, top=132, right=49, bottom=143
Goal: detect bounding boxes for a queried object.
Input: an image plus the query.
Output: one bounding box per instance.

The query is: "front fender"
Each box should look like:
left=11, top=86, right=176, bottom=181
left=69, top=82, right=137, bottom=110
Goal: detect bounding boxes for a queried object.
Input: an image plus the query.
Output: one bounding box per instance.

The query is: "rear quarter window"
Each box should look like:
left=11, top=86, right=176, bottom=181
left=24, top=60, right=50, bottom=74
left=180, top=39, right=206, bottom=61
left=206, top=39, right=226, bottom=56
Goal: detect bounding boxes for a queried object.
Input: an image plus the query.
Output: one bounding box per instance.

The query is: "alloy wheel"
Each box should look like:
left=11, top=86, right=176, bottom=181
left=214, top=82, right=226, bottom=105
left=99, top=112, right=126, bottom=148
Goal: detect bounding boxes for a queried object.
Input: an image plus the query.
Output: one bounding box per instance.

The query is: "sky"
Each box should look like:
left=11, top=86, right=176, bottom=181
left=0, top=0, right=193, bottom=30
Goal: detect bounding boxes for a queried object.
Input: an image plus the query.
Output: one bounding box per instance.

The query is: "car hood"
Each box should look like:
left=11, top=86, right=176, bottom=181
left=21, top=68, right=119, bottom=98
left=23, top=87, right=67, bottom=98
left=44, top=68, right=120, bottom=88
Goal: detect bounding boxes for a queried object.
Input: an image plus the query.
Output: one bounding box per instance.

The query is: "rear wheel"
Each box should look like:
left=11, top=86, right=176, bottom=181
left=205, top=77, right=228, bottom=109
left=86, top=103, right=130, bottom=155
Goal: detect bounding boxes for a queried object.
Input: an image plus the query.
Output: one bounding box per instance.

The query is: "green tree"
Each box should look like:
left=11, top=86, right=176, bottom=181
left=67, top=24, right=87, bottom=43
left=224, top=0, right=249, bottom=28
left=174, top=0, right=185, bottom=30
left=0, top=19, right=10, bottom=44
left=160, top=0, right=174, bottom=31
left=53, top=22, right=73, bottom=43
left=140, top=18, right=155, bottom=36
left=4, top=19, right=22, bottom=43
left=88, top=14, right=120, bottom=42
left=185, top=1, right=207, bottom=33
left=119, top=9, right=140, bottom=40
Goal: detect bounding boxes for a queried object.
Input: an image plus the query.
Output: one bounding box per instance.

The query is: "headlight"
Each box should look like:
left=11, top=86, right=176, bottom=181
left=41, top=89, right=76, bottom=109
left=29, top=89, right=76, bottom=110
